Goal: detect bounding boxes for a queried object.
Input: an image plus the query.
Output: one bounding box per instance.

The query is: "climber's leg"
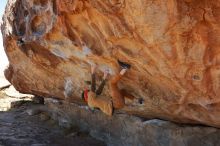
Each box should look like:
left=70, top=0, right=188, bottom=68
left=109, top=69, right=127, bottom=109
left=110, top=60, right=131, bottom=109
left=96, top=79, right=106, bottom=95
left=96, top=70, right=109, bottom=95
left=91, top=64, right=97, bottom=92
left=109, top=74, right=124, bottom=109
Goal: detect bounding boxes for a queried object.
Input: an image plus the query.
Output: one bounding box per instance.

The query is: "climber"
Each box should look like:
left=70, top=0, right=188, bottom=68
left=82, top=60, right=132, bottom=116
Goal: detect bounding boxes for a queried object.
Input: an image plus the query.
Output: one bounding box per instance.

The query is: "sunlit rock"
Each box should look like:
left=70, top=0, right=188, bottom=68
left=1, top=0, right=220, bottom=127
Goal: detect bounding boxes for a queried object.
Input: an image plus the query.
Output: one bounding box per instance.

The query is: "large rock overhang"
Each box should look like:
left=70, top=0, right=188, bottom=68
left=1, top=0, right=220, bottom=127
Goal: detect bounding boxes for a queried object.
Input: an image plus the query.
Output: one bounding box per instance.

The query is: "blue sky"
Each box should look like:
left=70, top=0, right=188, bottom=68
left=0, top=0, right=7, bottom=16
left=0, top=0, right=8, bottom=76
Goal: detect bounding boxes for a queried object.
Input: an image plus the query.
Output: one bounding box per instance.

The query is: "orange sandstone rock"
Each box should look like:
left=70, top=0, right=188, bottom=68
left=1, top=0, right=220, bottom=127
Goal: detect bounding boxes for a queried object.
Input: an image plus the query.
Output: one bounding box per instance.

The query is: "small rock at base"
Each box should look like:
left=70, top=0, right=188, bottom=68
left=26, top=108, right=41, bottom=116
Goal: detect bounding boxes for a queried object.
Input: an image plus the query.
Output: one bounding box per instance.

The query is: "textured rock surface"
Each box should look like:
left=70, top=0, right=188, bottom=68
left=0, top=93, right=105, bottom=146
left=1, top=0, right=220, bottom=127
left=46, top=99, right=220, bottom=146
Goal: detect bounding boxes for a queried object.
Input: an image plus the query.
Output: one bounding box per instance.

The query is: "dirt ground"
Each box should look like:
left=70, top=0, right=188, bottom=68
left=0, top=89, right=106, bottom=146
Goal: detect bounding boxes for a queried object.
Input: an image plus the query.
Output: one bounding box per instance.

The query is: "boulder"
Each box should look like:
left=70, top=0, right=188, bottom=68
left=45, top=99, right=220, bottom=146
left=1, top=0, right=220, bottom=127
left=0, top=76, right=10, bottom=90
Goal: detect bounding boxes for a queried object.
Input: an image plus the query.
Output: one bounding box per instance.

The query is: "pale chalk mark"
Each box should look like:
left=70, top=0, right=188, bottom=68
left=99, top=65, right=115, bottom=75
left=64, top=77, right=73, bottom=99
left=51, top=48, right=68, bottom=60
left=82, top=45, right=92, bottom=56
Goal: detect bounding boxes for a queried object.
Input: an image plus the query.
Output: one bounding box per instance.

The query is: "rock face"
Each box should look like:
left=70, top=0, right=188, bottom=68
left=46, top=99, right=220, bottom=146
left=0, top=94, right=105, bottom=146
left=1, top=0, right=220, bottom=127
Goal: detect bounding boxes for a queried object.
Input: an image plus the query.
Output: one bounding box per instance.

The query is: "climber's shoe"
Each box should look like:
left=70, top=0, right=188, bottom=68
left=117, top=60, right=131, bottom=69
